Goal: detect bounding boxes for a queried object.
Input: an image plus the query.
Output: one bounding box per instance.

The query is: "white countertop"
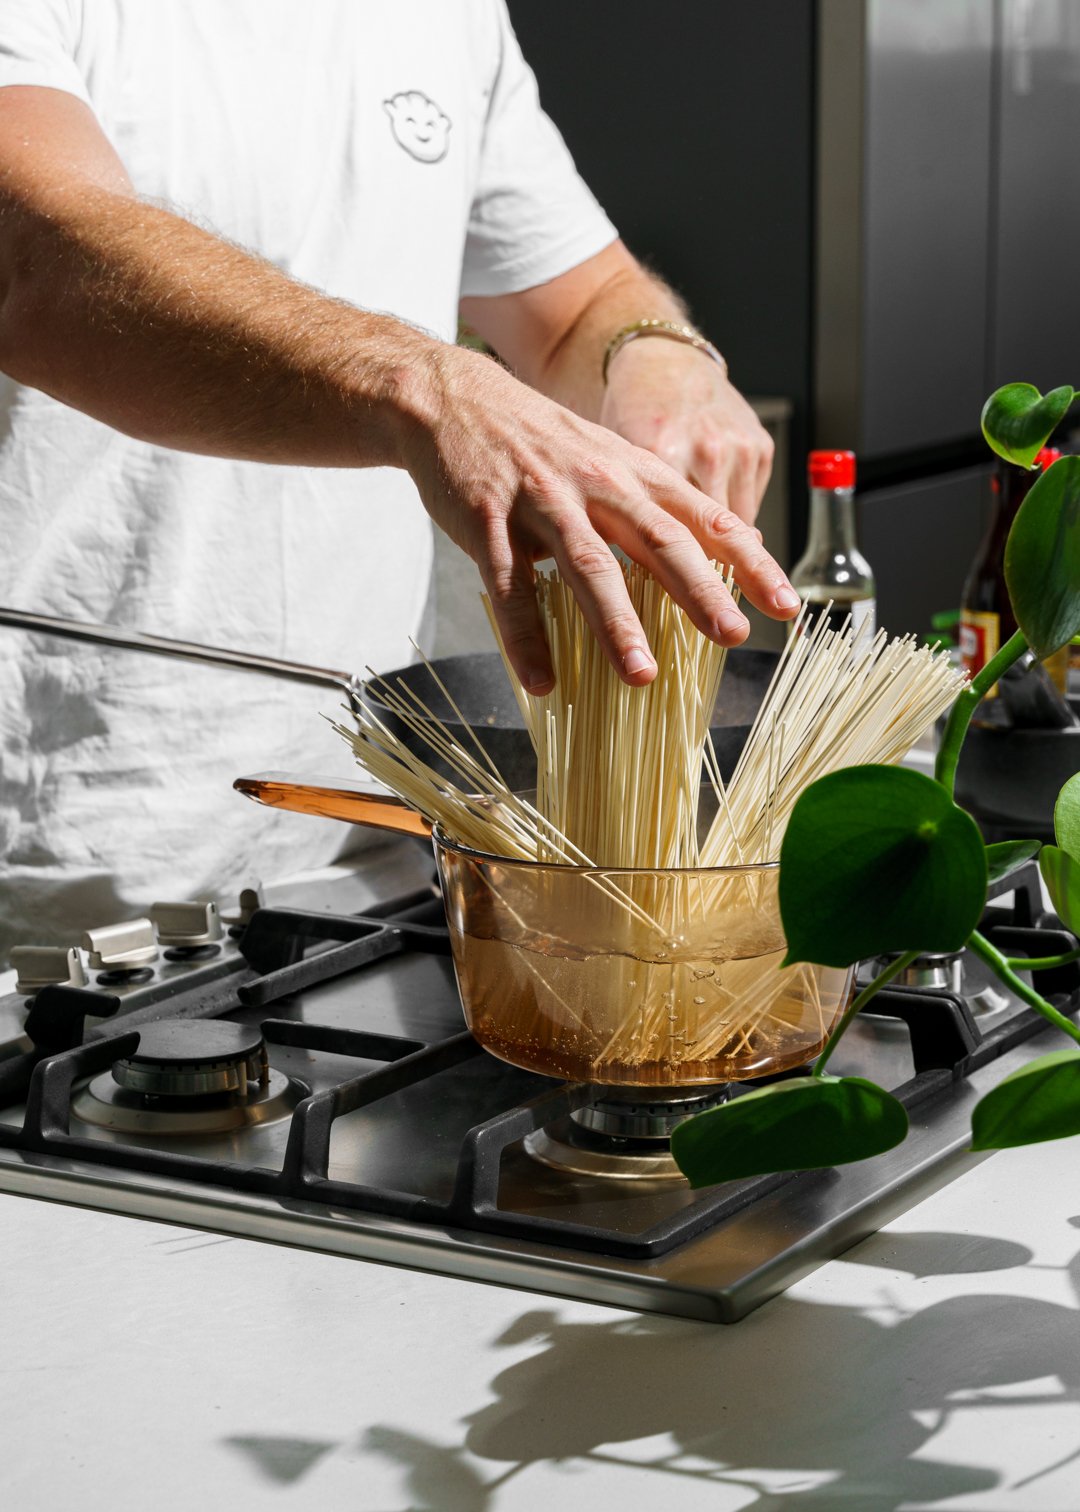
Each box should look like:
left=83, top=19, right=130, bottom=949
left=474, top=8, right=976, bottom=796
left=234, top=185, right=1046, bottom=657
left=3, top=1136, right=1080, bottom=1510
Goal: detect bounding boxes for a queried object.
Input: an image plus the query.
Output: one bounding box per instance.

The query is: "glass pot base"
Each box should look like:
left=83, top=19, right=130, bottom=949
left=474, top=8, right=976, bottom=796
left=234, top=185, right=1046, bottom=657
left=436, top=837, right=852, bottom=1090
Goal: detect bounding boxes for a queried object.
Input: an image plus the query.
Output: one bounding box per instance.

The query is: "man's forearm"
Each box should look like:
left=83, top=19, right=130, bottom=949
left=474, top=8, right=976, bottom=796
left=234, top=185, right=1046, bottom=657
left=0, top=184, right=436, bottom=466
left=534, top=261, right=691, bottom=419
left=461, top=242, right=695, bottom=423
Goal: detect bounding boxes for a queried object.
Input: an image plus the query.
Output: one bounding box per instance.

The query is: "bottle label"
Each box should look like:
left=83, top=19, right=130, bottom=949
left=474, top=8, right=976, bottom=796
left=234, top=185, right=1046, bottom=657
left=960, top=610, right=1000, bottom=693
left=850, top=597, right=876, bottom=646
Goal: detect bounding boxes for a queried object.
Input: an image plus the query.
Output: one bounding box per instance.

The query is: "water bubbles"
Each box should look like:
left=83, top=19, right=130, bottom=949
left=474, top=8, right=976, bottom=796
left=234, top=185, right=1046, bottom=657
left=693, top=995, right=706, bottom=1005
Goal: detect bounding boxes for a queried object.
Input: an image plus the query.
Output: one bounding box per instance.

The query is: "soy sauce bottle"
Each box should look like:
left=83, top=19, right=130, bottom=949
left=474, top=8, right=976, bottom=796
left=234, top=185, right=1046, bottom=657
left=790, top=450, right=876, bottom=644
left=959, top=447, right=1065, bottom=698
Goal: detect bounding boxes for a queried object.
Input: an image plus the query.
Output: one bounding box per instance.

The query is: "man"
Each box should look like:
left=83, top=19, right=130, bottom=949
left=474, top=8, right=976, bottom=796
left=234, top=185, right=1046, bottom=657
left=0, top=1, right=798, bottom=955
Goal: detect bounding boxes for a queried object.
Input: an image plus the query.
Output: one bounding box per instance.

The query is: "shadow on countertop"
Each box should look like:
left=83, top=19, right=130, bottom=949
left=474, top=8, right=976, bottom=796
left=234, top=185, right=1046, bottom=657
left=349, top=1228, right=1080, bottom=1511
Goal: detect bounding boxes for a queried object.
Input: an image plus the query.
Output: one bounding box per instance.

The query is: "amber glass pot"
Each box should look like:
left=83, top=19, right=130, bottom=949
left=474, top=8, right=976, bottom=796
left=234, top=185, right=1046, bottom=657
left=434, top=830, right=853, bottom=1089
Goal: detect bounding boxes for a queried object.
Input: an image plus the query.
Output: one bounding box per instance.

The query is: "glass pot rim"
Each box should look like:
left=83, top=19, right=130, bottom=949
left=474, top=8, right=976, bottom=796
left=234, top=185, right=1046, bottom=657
left=431, top=822, right=779, bottom=879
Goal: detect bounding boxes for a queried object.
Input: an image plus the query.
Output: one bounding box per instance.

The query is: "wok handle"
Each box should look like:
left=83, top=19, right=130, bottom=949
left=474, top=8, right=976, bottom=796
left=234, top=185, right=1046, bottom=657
left=0, top=606, right=359, bottom=697
left=234, top=772, right=432, bottom=838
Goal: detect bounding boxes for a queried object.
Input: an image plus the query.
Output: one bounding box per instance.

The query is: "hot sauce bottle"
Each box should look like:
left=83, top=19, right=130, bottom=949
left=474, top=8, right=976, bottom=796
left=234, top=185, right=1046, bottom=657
left=959, top=447, right=1066, bottom=698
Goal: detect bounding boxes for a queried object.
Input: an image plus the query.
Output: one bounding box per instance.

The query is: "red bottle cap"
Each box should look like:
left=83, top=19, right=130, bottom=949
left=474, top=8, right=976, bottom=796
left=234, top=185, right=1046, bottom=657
left=808, top=450, right=856, bottom=489
left=1036, top=447, right=1063, bottom=472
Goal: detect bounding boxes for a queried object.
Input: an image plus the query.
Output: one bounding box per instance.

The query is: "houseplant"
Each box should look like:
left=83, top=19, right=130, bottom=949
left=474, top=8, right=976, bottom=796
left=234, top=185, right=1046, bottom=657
left=673, top=383, right=1080, bottom=1185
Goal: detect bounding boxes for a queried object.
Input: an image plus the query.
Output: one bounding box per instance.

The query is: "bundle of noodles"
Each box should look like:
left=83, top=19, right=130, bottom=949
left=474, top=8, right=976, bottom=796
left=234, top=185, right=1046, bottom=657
left=332, top=563, right=967, bottom=1084
left=336, top=560, right=963, bottom=868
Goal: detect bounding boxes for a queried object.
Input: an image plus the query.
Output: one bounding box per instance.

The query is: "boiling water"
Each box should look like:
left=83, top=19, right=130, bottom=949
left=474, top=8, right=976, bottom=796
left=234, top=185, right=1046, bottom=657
left=452, top=926, right=851, bottom=1087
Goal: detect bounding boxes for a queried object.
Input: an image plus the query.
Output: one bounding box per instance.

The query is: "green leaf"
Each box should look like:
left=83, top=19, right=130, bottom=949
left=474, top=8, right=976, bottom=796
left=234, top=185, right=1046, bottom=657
left=671, top=1075, right=908, bottom=1186
left=986, top=839, right=1041, bottom=884
left=1054, top=772, right=1080, bottom=860
left=971, top=1050, right=1080, bottom=1149
left=981, top=382, right=1074, bottom=468
left=1040, top=844, right=1080, bottom=933
left=778, top=766, right=987, bottom=968
left=1005, top=456, right=1080, bottom=658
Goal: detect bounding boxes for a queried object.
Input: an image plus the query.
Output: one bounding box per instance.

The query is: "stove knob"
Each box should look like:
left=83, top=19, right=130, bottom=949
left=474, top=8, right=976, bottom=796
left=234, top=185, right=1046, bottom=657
left=149, top=901, right=224, bottom=949
left=220, top=884, right=264, bottom=928
left=82, top=918, right=159, bottom=971
left=9, top=946, right=89, bottom=996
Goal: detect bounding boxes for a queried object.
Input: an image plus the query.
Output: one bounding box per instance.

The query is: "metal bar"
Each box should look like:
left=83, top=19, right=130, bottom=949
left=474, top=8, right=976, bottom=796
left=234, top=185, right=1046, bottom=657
left=359, top=887, right=442, bottom=922
left=448, top=1083, right=592, bottom=1219
left=280, top=1032, right=481, bottom=1187
left=238, top=930, right=408, bottom=1008
left=261, top=1019, right=426, bottom=1062
left=0, top=605, right=358, bottom=694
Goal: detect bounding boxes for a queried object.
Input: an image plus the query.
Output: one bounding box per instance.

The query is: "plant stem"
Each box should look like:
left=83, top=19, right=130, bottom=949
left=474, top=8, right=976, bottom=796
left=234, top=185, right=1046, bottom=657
left=1004, top=946, right=1080, bottom=972
left=969, top=929, right=1080, bottom=1045
left=934, top=629, right=1029, bottom=795
left=813, top=949, right=922, bottom=1078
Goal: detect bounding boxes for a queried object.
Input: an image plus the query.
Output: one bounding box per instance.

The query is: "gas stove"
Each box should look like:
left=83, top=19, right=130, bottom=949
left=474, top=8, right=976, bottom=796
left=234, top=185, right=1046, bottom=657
left=0, top=845, right=1075, bottom=1324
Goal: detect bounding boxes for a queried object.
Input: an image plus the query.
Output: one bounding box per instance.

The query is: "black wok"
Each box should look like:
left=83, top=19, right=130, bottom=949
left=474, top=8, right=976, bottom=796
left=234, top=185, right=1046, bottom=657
left=0, top=607, right=779, bottom=798
left=364, top=648, right=778, bottom=791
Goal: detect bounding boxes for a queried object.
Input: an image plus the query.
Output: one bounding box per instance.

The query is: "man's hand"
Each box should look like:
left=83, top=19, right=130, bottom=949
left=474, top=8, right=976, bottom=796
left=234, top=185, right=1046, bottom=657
left=461, top=240, right=794, bottom=685
left=399, top=344, right=799, bottom=694
left=599, top=337, right=774, bottom=526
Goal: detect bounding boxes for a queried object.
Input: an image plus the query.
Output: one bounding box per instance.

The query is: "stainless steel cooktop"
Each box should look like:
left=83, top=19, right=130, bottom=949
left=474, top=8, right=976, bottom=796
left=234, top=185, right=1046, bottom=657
left=0, top=845, right=1073, bottom=1324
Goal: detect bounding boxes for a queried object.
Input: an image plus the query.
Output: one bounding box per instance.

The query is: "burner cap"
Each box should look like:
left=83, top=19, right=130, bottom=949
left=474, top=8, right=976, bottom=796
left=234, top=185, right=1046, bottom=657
left=112, top=1019, right=268, bottom=1099
left=526, top=1086, right=730, bottom=1181
left=870, top=950, right=964, bottom=996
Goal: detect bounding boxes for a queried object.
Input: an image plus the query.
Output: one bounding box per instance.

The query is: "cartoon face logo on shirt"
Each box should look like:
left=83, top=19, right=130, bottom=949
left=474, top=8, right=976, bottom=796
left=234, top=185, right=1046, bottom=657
left=383, top=91, right=452, bottom=164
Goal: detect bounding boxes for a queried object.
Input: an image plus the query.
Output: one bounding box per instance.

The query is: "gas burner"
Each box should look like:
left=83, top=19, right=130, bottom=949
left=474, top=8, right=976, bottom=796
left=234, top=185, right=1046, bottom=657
left=113, top=1019, right=267, bottom=1096
left=858, top=947, right=1012, bottom=1029
left=893, top=950, right=964, bottom=995
left=525, top=1085, right=729, bottom=1181
left=72, top=1019, right=302, bottom=1135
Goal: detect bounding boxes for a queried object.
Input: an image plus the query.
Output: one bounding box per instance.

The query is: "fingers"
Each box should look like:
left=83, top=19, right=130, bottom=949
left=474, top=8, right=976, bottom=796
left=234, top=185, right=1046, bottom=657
left=754, top=438, right=774, bottom=516
left=635, top=455, right=799, bottom=621
left=475, top=458, right=795, bottom=700
left=499, top=447, right=794, bottom=690
left=688, top=431, right=773, bottom=526
left=481, top=550, right=556, bottom=695
left=523, top=455, right=754, bottom=668
left=725, top=456, right=759, bottom=527
left=583, top=494, right=750, bottom=648
left=530, top=512, right=659, bottom=684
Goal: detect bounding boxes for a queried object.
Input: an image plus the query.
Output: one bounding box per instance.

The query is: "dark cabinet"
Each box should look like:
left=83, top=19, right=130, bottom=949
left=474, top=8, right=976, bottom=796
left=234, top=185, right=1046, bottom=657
left=819, top=0, right=1080, bottom=458
left=991, top=0, right=1080, bottom=389
left=859, top=465, right=991, bottom=635
left=860, top=2, right=994, bottom=455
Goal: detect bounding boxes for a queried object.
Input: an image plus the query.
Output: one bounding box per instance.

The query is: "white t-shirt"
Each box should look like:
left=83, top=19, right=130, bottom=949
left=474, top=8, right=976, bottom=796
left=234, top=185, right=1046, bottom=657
left=0, top=0, right=616, bottom=958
